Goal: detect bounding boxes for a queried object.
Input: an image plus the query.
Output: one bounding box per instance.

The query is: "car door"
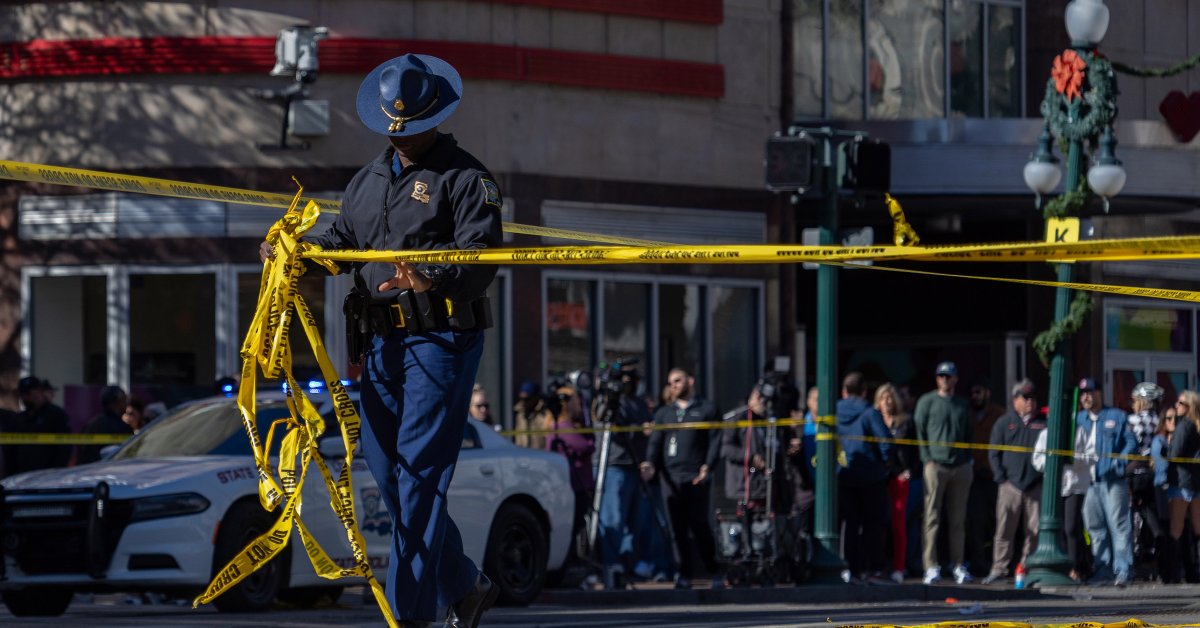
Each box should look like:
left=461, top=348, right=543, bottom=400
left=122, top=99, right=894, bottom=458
left=448, top=422, right=500, bottom=564
left=293, top=415, right=390, bottom=581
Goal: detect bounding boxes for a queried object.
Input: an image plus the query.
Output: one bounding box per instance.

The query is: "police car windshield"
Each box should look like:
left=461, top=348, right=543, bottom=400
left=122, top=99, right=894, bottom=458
left=110, top=399, right=292, bottom=459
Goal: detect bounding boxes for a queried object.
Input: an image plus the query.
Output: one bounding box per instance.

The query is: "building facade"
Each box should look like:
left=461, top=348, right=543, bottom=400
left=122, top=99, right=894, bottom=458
left=1, top=0, right=1197, bottom=429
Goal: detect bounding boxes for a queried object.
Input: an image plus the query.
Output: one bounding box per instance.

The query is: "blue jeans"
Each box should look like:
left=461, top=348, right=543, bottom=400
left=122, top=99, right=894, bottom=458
left=1083, top=478, right=1133, bottom=579
left=633, top=478, right=673, bottom=578
left=360, top=330, right=483, bottom=622
left=599, top=465, right=639, bottom=568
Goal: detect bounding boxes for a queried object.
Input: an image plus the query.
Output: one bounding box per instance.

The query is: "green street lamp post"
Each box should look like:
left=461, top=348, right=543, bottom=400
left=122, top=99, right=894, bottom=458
left=766, top=126, right=886, bottom=583
left=810, top=129, right=846, bottom=583
left=1022, top=0, right=1126, bottom=586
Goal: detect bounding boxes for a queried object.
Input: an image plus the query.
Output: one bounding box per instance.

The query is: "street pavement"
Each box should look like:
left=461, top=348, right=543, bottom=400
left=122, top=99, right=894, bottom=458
left=3, top=582, right=1200, bottom=626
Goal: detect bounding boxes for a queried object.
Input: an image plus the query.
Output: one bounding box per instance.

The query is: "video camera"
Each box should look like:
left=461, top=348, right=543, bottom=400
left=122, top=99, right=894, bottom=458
left=592, top=358, right=638, bottom=423
left=755, top=370, right=799, bottom=420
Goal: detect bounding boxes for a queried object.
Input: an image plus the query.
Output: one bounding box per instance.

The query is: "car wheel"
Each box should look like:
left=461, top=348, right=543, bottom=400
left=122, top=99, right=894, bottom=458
left=276, top=585, right=344, bottom=608
left=483, top=502, right=547, bottom=606
left=210, top=500, right=287, bottom=612
left=1, top=588, right=72, bottom=617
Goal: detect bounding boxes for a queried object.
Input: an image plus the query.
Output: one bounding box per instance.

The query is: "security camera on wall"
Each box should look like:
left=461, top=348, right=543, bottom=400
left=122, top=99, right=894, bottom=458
left=270, top=25, right=329, bottom=84
left=256, top=25, right=330, bottom=151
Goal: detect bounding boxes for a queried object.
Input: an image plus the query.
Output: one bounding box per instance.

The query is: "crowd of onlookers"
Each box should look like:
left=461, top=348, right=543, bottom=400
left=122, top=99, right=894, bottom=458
left=5, top=365, right=1196, bottom=591
left=487, top=360, right=1200, bottom=590
left=0, top=377, right=161, bottom=479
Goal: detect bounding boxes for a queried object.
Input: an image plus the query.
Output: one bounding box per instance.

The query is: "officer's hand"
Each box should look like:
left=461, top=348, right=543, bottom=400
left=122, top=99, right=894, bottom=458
left=692, top=464, right=709, bottom=485
left=378, top=262, right=432, bottom=293
left=642, top=422, right=654, bottom=437
left=751, top=454, right=765, bottom=469
left=259, top=241, right=274, bottom=262
left=787, top=437, right=801, bottom=456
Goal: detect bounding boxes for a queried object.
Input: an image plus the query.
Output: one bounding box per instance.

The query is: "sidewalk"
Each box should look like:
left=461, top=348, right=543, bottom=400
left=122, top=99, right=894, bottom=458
left=539, top=579, right=1053, bottom=606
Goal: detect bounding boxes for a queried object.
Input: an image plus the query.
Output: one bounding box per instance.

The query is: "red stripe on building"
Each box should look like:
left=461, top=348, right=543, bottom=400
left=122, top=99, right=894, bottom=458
left=0, top=37, right=723, bottom=99
left=482, top=0, right=722, bottom=24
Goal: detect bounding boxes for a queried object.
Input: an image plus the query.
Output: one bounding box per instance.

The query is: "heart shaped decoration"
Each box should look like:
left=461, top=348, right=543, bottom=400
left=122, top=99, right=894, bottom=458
left=1159, top=90, right=1200, bottom=143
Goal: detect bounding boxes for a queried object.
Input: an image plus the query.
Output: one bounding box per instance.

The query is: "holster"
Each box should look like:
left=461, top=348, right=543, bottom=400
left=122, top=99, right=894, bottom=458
left=343, top=288, right=370, bottom=365
left=345, top=288, right=493, bottom=365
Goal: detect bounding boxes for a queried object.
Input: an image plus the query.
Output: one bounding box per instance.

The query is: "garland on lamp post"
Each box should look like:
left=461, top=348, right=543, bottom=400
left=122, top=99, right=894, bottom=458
left=1032, top=47, right=1113, bottom=363
left=1040, top=49, right=1117, bottom=145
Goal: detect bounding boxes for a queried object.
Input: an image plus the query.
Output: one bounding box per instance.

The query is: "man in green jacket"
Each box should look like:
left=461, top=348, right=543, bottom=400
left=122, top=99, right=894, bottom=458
left=914, top=362, right=974, bottom=585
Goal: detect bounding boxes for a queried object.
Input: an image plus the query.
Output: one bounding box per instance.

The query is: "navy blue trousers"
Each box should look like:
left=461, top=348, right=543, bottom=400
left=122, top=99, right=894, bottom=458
left=359, top=329, right=483, bottom=622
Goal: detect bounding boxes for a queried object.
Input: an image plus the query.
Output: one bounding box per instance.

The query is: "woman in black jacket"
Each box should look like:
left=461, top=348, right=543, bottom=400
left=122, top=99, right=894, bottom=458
left=1167, top=390, right=1200, bottom=581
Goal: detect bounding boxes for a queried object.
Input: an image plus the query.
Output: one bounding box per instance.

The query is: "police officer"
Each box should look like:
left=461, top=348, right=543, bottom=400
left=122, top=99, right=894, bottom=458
left=263, top=54, right=500, bottom=627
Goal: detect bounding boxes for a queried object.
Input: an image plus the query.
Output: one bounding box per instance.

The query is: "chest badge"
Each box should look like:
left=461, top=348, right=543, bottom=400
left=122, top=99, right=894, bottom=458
left=411, top=181, right=431, bottom=203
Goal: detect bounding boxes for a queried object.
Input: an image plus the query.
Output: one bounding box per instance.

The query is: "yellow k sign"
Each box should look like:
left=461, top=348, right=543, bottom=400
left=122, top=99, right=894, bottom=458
left=1046, top=216, right=1081, bottom=264
left=1045, top=217, right=1080, bottom=244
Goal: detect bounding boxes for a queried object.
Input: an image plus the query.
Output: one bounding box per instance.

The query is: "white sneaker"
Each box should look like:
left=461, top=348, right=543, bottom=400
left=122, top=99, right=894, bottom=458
left=923, top=566, right=942, bottom=584
left=890, top=570, right=905, bottom=584
left=953, top=564, right=973, bottom=584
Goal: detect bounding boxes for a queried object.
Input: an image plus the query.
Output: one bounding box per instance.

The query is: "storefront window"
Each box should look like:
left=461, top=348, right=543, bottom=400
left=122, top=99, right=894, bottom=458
left=603, top=282, right=649, bottom=369
left=792, top=0, right=825, bottom=117
left=658, top=284, right=704, bottom=390
left=987, top=3, right=1021, bottom=117
left=544, top=275, right=760, bottom=414
left=130, top=273, right=216, bottom=404
left=546, top=279, right=596, bottom=379
left=236, top=273, right=326, bottom=387
left=710, top=286, right=759, bottom=413
left=29, top=274, right=107, bottom=430
left=828, top=0, right=865, bottom=119
left=868, top=0, right=945, bottom=119
left=793, top=0, right=1022, bottom=120
left=1106, top=306, right=1192, bottom=353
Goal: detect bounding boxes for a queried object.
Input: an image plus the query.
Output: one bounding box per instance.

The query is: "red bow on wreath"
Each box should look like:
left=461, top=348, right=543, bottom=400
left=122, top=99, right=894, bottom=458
left=1051, top=49, right=1087, bottom=103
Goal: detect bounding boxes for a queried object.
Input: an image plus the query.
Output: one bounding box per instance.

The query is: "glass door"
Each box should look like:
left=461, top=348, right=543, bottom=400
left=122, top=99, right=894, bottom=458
left=1108, top=355, right=1195, bottom=412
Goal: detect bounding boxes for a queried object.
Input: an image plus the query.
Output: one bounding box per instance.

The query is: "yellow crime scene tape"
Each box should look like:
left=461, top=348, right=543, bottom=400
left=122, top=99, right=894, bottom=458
left=185, top=186, right=396, bottom=626
left=0, top=433, right=128, bottom=445
left=0, top=159, right=666, bottom=246
left=4, top=160, right=1199, bottom=624
left=302, top=235, right=1200, bottom=266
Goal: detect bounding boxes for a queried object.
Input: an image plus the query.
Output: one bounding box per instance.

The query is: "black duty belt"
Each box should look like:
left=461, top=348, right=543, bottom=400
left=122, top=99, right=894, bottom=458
left=364, top=291, right=492, bottom=336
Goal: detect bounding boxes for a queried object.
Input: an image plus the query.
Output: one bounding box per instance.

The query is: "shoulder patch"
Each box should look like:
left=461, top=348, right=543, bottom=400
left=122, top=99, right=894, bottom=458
left=480, top=177, right=502, bottom=208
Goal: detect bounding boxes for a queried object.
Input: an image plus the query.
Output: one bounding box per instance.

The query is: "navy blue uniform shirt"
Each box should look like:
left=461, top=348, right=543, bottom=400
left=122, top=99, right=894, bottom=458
left=305, top=133, right=502, bottom=302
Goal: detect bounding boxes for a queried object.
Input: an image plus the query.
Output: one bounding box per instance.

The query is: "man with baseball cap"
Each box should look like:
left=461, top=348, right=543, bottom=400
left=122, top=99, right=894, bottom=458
left=2, top=376, right=71, bottom=478
left=981, top=379, right=1046, bottom=584
left=264, top=53, right=500, bottom=626
left=1076, top=376, right=1137, bottom=586
left=914, top=361, right=974, bottom=584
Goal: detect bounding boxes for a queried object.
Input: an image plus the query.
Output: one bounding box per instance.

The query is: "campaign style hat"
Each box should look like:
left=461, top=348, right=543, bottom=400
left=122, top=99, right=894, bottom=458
left=935, top=361, right=957, bottom=377
left=355, top=53, right=462, bottom=137
left=1078, top=377, right=1100, bottom=392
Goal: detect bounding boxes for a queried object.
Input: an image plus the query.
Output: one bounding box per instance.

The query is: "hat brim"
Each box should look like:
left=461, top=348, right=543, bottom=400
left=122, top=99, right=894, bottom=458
left=356, top=54, right=462, bottom=137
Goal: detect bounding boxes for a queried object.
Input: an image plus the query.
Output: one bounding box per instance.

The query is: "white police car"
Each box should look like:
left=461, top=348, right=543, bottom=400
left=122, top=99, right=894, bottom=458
left=0, top=387, right=574, bottom=617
